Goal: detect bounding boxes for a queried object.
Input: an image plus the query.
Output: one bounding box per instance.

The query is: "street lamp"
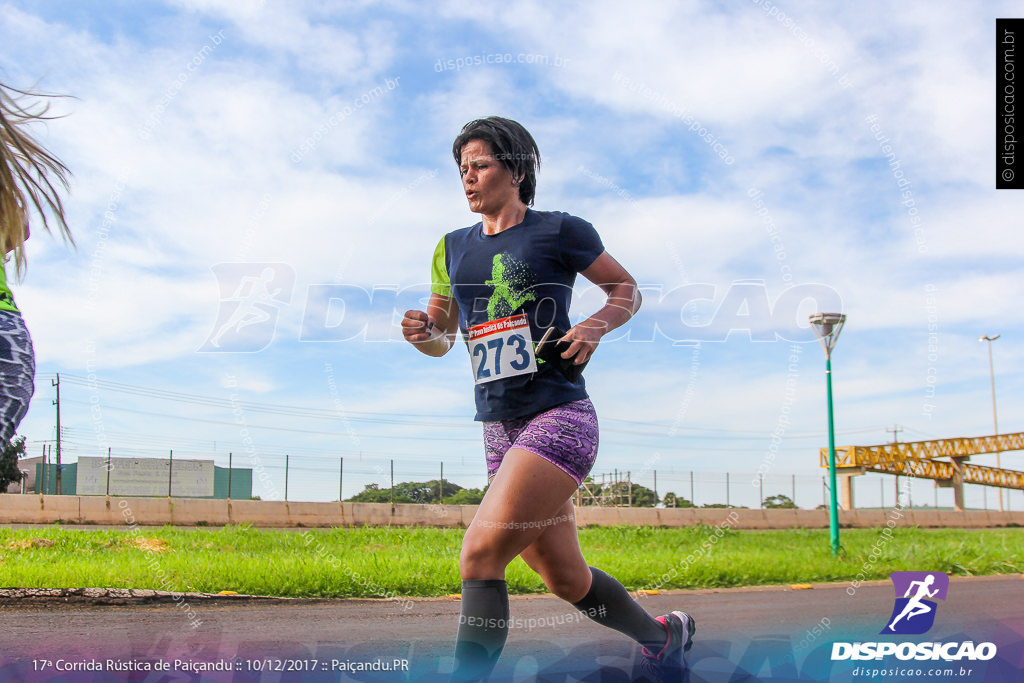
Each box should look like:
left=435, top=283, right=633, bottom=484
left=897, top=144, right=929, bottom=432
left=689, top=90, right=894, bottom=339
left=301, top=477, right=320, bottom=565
left=811, top=312, right=846, bottom=556
left=978, top=334, right=1002, bottom=511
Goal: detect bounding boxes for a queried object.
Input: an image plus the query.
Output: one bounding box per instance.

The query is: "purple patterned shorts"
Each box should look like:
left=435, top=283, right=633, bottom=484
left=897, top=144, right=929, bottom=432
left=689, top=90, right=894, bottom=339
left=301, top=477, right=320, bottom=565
left=483, top=398, right=599, bottom=485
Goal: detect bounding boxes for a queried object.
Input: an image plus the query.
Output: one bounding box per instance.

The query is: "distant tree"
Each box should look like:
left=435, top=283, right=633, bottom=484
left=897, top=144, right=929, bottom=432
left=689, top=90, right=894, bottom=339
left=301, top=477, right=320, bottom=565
left=701, top=503, right=748, bottom=509
left=622, top=482, right=658, bottom=507
left=347, top=483, right=415, bottom=504
left=444, top=487, right=486, bottom=505
left=401, top=479, right=466, bottom=504
left=662, top=492, right=694, bottom=508
left=763, top=494, right=798, bottom=509
left=0, top=436, right=26, bottom=492
left=580, top=481, right=658, bottom=507
left=345, top=480, right=484, bottom=505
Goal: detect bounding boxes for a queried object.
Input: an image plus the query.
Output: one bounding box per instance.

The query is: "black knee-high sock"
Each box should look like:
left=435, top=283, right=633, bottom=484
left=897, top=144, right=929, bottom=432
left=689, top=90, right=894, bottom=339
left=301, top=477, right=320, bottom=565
left=572, top=567, right=667, bottom=651
left=453, top=579, right=509, bottom=681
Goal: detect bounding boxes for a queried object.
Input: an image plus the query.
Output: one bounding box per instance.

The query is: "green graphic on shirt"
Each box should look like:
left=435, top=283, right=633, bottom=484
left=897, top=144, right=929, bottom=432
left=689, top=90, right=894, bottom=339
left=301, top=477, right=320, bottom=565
left=485, top=253, right=536, bottom=320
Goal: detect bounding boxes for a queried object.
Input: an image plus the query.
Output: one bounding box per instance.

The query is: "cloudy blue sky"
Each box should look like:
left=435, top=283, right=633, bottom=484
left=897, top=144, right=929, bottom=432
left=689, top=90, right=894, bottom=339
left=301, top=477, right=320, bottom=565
left=3, top=0, right=1021, bottom=508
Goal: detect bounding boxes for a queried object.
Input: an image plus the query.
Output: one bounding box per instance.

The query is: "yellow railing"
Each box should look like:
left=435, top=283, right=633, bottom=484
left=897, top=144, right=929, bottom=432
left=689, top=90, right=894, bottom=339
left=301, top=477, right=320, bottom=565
left=819, top=432, right=1024, bottom=490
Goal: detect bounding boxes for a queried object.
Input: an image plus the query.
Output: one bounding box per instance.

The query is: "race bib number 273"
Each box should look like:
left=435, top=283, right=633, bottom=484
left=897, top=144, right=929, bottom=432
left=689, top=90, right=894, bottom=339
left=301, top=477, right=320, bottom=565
left=467, top=313, right=537, bottom=384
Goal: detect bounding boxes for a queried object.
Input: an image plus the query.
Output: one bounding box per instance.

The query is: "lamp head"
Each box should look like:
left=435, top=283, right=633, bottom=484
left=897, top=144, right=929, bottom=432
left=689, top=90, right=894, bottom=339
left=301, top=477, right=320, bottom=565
left=810, top=312, right=846, bottom=358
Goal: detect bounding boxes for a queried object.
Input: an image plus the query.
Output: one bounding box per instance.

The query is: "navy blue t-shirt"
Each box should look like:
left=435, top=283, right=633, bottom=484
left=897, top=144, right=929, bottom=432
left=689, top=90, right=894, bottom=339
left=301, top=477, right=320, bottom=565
left=430, top=209, right=605, bottom=421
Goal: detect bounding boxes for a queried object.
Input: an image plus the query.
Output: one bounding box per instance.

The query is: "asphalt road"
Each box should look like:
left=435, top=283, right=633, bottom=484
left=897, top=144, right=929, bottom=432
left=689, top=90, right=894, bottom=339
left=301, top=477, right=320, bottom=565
left=0, top=576, right=1021, bottom=682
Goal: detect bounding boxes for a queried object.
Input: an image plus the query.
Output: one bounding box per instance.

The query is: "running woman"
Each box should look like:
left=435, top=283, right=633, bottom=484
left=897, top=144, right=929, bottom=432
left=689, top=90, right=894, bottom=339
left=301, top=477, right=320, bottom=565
left=0, top=82, right=73, bottom=444
left=401, top=117, right=694, bottom=681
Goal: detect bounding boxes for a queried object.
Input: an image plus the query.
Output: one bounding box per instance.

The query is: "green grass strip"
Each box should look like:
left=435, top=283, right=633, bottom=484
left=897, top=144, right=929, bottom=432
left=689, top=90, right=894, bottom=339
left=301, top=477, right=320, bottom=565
left=0, top=525, right=1020, bottom=599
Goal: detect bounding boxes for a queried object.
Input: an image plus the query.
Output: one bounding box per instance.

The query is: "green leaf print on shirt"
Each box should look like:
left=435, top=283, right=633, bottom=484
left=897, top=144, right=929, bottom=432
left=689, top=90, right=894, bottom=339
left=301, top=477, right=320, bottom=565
left=485, top=253, right=536, bottom=320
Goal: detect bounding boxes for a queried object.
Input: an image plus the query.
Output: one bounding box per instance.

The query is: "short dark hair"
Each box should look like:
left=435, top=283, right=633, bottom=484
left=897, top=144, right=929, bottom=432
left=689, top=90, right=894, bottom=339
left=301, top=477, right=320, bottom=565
left=452, top=116, right=541, bottom=206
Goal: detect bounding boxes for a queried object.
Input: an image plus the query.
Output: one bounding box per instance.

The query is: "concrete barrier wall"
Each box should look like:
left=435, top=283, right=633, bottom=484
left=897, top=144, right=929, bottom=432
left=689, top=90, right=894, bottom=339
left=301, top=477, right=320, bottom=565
left=2, top=495, right=1024, bottom=528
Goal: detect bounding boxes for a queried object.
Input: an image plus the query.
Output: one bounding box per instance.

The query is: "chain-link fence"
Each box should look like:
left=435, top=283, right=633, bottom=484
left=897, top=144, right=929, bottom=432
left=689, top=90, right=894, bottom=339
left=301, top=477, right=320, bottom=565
left=20, top=444, right=1021, bottom=511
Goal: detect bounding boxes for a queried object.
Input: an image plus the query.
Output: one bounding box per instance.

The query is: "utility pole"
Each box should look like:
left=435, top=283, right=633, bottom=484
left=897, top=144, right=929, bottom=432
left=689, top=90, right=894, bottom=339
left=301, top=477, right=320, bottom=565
left=887, top=424, right=902, bottom=507
left=52, top=374, right=62, bottom=495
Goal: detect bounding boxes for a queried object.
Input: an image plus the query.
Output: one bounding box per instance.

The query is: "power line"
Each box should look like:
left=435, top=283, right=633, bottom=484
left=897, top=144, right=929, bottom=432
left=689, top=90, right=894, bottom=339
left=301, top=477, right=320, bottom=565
left=47, top=372, right=886, bottom=442
left=60, top=399, right=482, bottom=442
left=51, top=373, right=469, bottom=424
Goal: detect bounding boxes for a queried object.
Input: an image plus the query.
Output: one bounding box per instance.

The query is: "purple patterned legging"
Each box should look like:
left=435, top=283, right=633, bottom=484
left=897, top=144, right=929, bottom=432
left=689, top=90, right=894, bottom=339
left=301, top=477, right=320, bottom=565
left=483, top=398, right=599, bottom=485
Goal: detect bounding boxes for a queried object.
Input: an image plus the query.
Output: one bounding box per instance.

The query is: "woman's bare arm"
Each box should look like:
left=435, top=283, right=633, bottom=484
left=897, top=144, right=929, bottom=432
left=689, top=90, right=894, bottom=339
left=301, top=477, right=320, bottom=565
left=401, top=292, right=461, bottom=357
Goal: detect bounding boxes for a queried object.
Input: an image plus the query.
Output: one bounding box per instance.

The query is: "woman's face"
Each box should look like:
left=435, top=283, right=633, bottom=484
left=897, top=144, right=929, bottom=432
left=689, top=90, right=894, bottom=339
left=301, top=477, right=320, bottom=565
left=459, top=139, right=519, bottom=215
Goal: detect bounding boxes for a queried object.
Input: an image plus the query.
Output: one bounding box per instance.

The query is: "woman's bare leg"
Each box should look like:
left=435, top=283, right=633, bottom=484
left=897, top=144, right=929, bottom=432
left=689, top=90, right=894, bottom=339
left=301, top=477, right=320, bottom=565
left=519, top=500, right=668, bottom=652
left=452, top=448, right=580, bottom=681
left=460, top=448, right=581, bottom=578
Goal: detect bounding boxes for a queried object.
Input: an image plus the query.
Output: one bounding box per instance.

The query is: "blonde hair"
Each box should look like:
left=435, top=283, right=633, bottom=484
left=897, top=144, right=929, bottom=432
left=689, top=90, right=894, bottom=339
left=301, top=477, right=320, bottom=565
left=0, top=82, right=73, bottom=278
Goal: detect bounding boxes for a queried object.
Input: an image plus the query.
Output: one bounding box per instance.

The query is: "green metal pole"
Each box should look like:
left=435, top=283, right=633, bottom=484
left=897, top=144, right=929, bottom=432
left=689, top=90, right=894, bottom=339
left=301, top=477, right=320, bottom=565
left=826, top=356, right=840, bottom=555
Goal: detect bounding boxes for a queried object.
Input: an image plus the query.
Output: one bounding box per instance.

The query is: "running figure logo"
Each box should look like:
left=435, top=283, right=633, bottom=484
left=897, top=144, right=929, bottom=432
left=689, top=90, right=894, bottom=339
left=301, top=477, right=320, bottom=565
left=484, top=253, right=536, bottom=320
left=881, top=571, right=950, bottom=635
left=198, top=263, right=295, bottom=352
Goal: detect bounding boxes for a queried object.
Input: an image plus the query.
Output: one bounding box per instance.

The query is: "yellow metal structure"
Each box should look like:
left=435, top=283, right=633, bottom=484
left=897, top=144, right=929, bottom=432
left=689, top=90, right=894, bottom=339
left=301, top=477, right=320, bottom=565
left=819, top=432, right=1024, bottom=491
